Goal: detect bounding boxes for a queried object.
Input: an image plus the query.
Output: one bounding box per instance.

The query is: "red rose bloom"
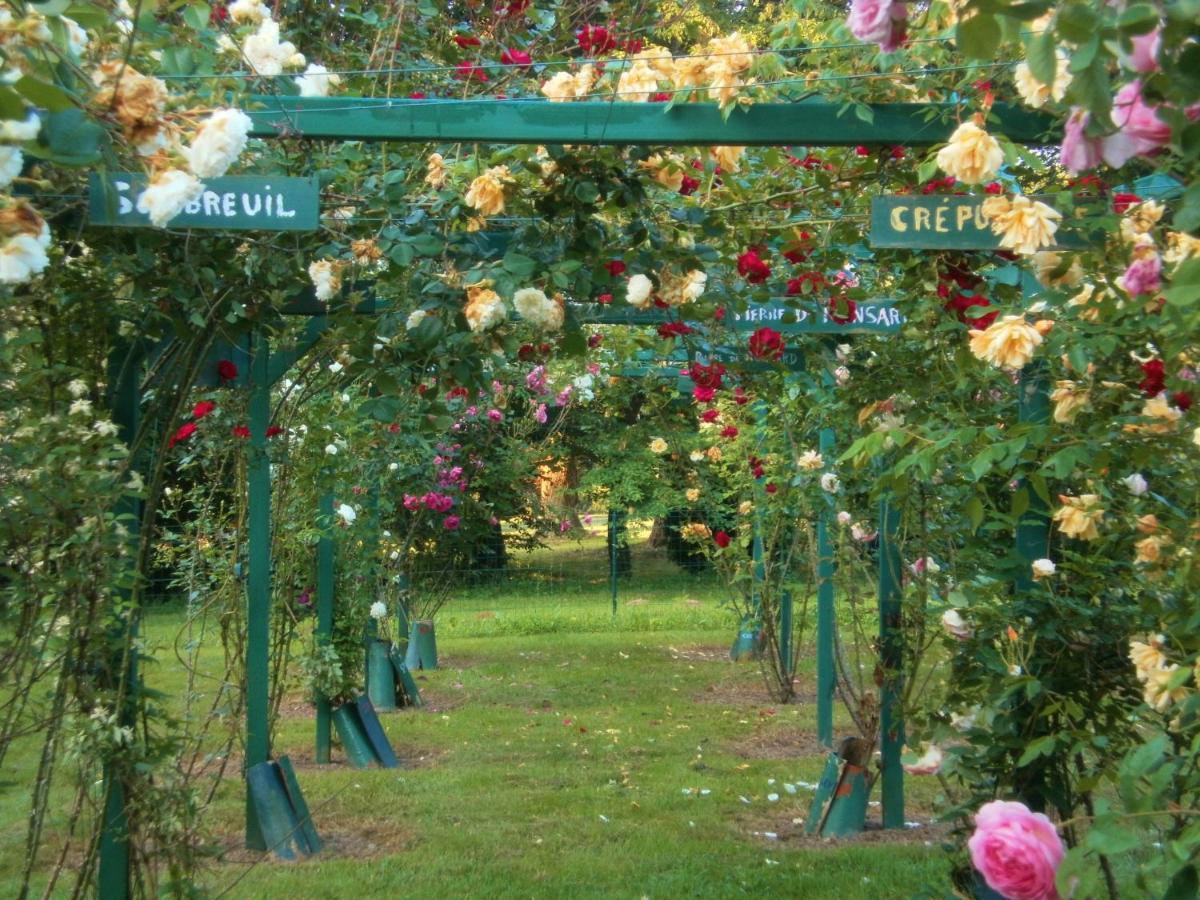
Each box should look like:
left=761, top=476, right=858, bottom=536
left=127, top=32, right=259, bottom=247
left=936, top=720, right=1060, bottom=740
left=624, top=38, right=644, bottom=54
left=500, top=48, right=532, bottom=66
left=688, top=361, right=726, bottom=390
left=596, top=293, right=613, bottom=304
left=827, top=297, right=857, bottom=325
left=890, top=145, right=905, bottom=160
left=453, top=34, right=482, bottom=48
left=984, top=181, right=1004, bottom=195
left=266, top=425, right=284, bottom=438
left=692, top=386, right=715, bottom=403
left=713, top=530, right=731, bottom=548
left=577, top=24, right=617, bottom=54
left=231, top=425, right=250, bottom=439
left=721, top=426, right=739, bottom=439
left=192, top=400, right=216, bottom=419
left=217, top=360, right=238, bottom=381
left=588, top=333, right=603, bottom=348
left=855, top=145, right=870, bottom=157
left=679, top=175, right=701, bottom=196
left=168, top=422, right=197, bottom=448
left=700, top=409, right=720, bottom=423
left=408, top=91, right=427, bottom=99
left=1113, top=193, right=1142, bottom=215
left=713, top=307, right=726, bottom=322
left=454, top=61, right=489, bottom=82
left=946, top=292, right=996, bottom=329
left=604, top=260, right=626, bottom=277
left=787, top=271, right=826, bottom=296
left=658, top=321, right=694, bottom=339
left=1139, top=359, right=1166, bottom=395
left=1172, top=391, right=1193, bottom=411
left=650, top=92, right=672, bottom=102
left=733, top=387, right=748, bottom=405
left=736, top=249, right=771, bottom=284
left=748, top=327, right=785, bottom=360
left=765, top=483, right=777, bottom=494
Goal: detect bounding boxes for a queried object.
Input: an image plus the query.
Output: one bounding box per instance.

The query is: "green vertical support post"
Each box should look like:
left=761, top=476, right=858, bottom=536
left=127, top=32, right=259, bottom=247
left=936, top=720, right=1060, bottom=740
left=608, top=509, right=618, bottom=617
left=362, top=463, right=382, bottom=685
left=1015, top=272, right=1050, bottom=590
left=816, top=425, right=836, bottom=747
left=315, top=487, right=334, bottom=764
left=877, top=497, right=904, bottom=829
left=97, top=341, right=143, bottom=900
left=245, top=329, right=272, bottom=848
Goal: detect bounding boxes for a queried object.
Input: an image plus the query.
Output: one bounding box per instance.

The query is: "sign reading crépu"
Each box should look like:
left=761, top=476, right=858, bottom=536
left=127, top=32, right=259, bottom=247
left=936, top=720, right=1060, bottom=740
left=88, top=174, right=320, bottom=231
left=869, top=195, right=1091, bottom=251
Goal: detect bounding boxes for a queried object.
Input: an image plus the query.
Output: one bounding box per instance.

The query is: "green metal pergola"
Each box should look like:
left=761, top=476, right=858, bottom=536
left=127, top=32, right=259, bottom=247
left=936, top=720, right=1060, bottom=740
left=98, top=95, right=1060, bottom=896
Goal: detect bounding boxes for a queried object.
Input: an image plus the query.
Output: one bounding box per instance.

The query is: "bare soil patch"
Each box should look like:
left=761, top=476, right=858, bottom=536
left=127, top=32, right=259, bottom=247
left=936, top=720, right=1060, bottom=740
left=726, top=726, right=826, bottom=760
left=214, top=821, right=417, bottom=866
left=694, top=678, right=816, bottom=708
left=740, top=810, right=951, bottom=847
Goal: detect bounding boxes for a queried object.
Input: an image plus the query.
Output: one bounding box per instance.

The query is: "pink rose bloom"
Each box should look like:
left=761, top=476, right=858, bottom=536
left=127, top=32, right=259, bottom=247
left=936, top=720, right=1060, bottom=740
left=465, top=405, right=478, bottom=417
left=403, top=494, right=420, bottom=511
left=534, top=403, right=548, bottom=424
left=847, top=0, right=907, bottom=52
left=1119, top=27, right=1161, bottom=74
left=902, top=744, right=943, bottom=776
left=443, top=515, right=460, bottom=530
left=487, top=408, right=503, bottom=422
left=555, top=386, right=573, bottom=407
left=586, top=362, right=601, bottom=376
left=1060, top=108, right=1102, bottom=174
left=559, top=520, right=572, bottom=533
left=1120, top=253, right=1163, bottom=296
left=526, top=365, right=548, bottom=394
left=1103, top=80, right=1171, bottom=167
left=968, top=800, right=1064, bottom=900
left=421, top=491, right=440, bottom=510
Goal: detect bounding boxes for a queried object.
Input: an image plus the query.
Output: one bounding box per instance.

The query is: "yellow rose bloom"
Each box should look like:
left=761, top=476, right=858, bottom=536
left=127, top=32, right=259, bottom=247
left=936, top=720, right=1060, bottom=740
left=1135, top=535, right=1169, bottom=565
left=1052, top=493, right=1104, bottom=541
left=616, top=60, right=660, bottom=101
left=706, top=446, right=722, bottom=462
left=464, top=284, right=506, bottom=332
left=649, top=437, right=669, bottom=454
left=738, top=500, right=753, bottom=516
left=1143, top=665, right=1189, bottom=711
left=712, top=145, right=745, bottom=173
left=1050, top=380, right=1089, bottom=424
left=1033, top=251, right=1082, bottom=288
left=641, top=154, right=685, bottom=191
left=1012, top=51, right=1071, bottom=109
left=1129, top=636, right=1168, bottom=682
left=425, top=152, right=448, bottom=189
left=685, top=487, right=700, bottom=503
left=1164, top=231, right=1200, bottom=270
left=968, top=315, right=1043, bottom=370
left=935, top=121, right=1003, bottom=185
left=981, top=195, right=1062, bottom=255
left=464, top=165, right=510, bottom=217
left=797, top=450, right=824, bottom=471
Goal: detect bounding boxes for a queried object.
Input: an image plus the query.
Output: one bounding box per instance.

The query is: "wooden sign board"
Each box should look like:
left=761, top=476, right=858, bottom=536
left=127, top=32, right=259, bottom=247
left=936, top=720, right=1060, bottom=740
left=869, top=195, right=1091, bottom=250
left=88, top=173, right=320, bottom=231
left=729, top=300, right=903, bottom=335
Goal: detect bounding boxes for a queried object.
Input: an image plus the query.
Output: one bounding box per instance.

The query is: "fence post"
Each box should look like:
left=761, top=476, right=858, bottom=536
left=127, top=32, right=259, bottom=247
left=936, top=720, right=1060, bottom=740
left=877, top=494, right=904, bottom=828
left=245, top=329, right=272, bottom=848
left=315, top=484, right=334, bottom=764
left=1015, top=271, right=1050, bottom=589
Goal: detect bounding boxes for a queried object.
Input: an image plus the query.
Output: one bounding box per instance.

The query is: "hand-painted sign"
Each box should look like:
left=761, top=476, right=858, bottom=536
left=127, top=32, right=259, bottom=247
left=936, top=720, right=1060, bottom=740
left=88, top=174, right=320, bottom=231
left=711, top=344, right=806, bottom=371
left=729, top=299, right=903, bottom=334
left=869, top=195, right=1090, bottom=250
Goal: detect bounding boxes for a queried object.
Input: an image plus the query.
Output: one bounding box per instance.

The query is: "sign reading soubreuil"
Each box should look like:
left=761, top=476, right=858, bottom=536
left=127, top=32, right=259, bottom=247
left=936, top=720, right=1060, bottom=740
left=88, top=174, right=320, bottom=231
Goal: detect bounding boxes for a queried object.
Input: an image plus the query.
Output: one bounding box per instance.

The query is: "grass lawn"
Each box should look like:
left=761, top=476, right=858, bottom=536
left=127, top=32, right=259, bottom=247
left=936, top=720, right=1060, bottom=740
left=0, top=530, right=954, bottom=898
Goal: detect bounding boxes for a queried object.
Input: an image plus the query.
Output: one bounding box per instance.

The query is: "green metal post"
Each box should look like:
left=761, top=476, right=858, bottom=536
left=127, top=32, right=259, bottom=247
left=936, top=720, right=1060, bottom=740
left=245, top=329, right=271, bottom=848
left=608, top=509, right=618, bottom=617
left=97, top=341, right=143, bottom=900
left=878, top=497, right=904, bottom=829
left=362, top=464, right=382, bottom=687
left=816, top=425, right=836, bottom=747
left=315, top=487, right=334, bottom=764
left=1015, top=272, right=1050, bottom=590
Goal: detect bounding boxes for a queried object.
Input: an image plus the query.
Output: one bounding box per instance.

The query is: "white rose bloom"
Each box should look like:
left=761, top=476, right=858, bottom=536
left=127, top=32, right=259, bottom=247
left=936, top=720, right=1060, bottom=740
left=308, top=259, right=341, bottom=301
left=369, top=600, right=388, bottom=620
left=941, top=608, right=973, bottom=640
left=819, top=472, right=840, bottom=493
left=135, top=127, right=169, bottom=157
left=513, top=287, right=564, bottom=331
left=216, top=34, right=238, bottom=54
left=834, top=365, right=850, bottom=385
left=1122, top=473, right=1148, bottom=496
left=295, top=63, right=342, bottom=98
left=324, top=443, right=339, bottom=455
left=183, top=108, right=254, bottom=179
left=837, top=511, right=852, bottom=525
left=835, top=343, right=851, bottom=362
left=62, top=17, right=89, bottom=57
left=950, top=707, right=978, bottom=733
left=1031, top=558, right=1056, bottom=580
left=135, top=169, right=204, bottom=227
left=0, top=233, right=50, bottom=284
left=0, top=146, right=21, bottom=189
left=0, top=112, right=41, bottom=142
left=69, top=398, right=93, bottom=416
left=228, top=0, right=270, bottom=22
left=626, top=273, right=654, bottom=309
left=68, top=379, right=89, bottom=398
left=406, top=309, right=428, bottom=331
left=679, top=269, right=706, bottom=303
left=94, top=420, right=119, bottom=437
left=572, top=374, right=595, bottom=401
left=328, top=361, right=344, bottom=374
left=243, top=18, right=302, bottom=77
left=336, top=502, right=356, bottom=524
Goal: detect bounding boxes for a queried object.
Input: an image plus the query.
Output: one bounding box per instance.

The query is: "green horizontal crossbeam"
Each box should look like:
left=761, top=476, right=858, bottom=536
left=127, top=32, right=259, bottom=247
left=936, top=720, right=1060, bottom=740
left=244, top=97, right=1055, bottom=147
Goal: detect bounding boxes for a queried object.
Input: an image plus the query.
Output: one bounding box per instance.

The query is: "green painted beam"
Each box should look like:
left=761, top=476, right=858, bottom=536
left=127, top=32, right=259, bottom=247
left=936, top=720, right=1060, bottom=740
left=244, top=98, right=1055, bottom=147
left=245, top=330, right=272, bottom=849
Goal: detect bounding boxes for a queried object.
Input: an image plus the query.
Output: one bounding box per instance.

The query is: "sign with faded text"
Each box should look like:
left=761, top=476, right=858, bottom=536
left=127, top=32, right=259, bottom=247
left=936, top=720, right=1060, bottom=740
left=869, top=195, right=1090, bottom=250
left=729, top=299, right=904, bottom=334
left=88, top=174, right=320, bottom=231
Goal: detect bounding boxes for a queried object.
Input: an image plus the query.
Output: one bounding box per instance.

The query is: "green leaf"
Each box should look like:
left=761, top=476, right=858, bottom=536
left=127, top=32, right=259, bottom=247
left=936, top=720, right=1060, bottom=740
left=30, top=0, right=71, bottom=14
left=14, top=75, right=75, bottom=112
left=64, top=3, right=109, bottom=30
left=1165, top=866, right=1198, bottom=900
left=410, top=233, right=443, bottom=256
left=1164, top=258, right=1200, bottom=307
left=966, top=495, right=984, bottom=532
left=36, top=107, right=106, bottom=165
left=0, top=86, right=25, bottom=121
left=1057, top=4, right=1098, bottom=44
left=1084, top=821, right=1140, bottom=856
left=1026, top=29, right=1058, bottom=87
left=182, top=2, right=211, bottom=30
left=957, top=13, right=1001, bottom=60
left=1116, top=3, right=1159, bottom=34
left=1017, top=734, right=1057, bottom=766
left=502, top=251, right=537, bottom=278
